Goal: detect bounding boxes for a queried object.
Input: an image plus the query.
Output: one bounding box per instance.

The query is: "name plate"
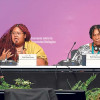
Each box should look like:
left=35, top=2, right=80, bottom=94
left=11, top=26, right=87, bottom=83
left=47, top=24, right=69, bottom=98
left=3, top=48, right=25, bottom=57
left=86, top=54, right=100, bottom=66
left=18, top=54, right=37, bottom=66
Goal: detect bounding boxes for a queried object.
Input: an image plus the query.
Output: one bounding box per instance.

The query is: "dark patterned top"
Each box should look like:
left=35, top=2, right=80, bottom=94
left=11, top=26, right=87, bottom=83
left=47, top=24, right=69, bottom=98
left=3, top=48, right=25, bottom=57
left=72, top=44, right=93, bottom=65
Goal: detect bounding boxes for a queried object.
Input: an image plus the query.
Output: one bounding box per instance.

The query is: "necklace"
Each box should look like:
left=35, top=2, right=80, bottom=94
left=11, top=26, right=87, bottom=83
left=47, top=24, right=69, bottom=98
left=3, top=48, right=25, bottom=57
left=92, top=43, right=100, bottom=54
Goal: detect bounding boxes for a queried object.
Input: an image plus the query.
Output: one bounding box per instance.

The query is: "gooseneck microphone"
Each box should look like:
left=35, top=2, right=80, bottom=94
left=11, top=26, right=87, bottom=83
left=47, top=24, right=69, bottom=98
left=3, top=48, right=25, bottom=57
left=15, top=40, right=18, bottom=44
left=57, top=42, right=78, bottom=66
left=14, top=40, right=17, bottom=53
left=66, top=42, right=76, bottom=61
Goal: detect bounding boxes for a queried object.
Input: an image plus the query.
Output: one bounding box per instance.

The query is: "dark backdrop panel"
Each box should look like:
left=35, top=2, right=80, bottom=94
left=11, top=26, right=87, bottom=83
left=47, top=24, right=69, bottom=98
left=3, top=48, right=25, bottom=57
left=1, top=69, right=100, bottom=90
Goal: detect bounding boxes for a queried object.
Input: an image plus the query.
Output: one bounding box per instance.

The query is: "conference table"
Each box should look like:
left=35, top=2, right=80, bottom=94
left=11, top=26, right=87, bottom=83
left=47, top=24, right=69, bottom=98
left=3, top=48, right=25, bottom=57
left=0, top=65, right=100, bottom=90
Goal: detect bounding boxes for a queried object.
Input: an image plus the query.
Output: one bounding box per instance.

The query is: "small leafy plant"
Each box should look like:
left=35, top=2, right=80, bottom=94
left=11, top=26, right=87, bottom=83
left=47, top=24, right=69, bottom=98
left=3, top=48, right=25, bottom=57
left=0, top=77, right=33, bottom=89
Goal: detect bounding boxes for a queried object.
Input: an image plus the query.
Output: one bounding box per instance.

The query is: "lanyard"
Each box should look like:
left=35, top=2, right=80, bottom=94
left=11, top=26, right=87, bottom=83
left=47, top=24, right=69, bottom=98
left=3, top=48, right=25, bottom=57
left=92, top=43, right=100, bottom=54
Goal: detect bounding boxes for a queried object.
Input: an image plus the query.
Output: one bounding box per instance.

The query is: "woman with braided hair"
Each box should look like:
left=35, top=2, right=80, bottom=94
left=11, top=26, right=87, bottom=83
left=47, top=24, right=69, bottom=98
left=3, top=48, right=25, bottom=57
left=0, top=24, right=48, bottom=65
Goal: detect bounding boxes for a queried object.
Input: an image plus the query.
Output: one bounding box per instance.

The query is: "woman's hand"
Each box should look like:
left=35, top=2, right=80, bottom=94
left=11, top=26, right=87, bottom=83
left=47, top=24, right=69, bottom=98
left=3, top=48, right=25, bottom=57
left=0, top=49, right=14, bottom=60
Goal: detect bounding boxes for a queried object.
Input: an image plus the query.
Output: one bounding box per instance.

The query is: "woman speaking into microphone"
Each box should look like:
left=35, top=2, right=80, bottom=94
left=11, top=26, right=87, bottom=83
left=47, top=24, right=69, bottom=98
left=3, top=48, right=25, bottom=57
left=0, top=24, right=48, bottom=66
left=72, top=25, right=100, bottom=65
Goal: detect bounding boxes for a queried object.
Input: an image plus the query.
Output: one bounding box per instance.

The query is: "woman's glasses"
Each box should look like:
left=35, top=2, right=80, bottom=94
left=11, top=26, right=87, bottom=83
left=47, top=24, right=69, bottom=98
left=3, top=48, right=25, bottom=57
left=11, top=32, right=24, bottom=36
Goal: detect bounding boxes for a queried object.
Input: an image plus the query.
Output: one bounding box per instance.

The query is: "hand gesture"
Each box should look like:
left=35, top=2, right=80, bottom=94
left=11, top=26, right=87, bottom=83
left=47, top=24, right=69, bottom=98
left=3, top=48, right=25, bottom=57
left=0, top=49, right=14, bottom=60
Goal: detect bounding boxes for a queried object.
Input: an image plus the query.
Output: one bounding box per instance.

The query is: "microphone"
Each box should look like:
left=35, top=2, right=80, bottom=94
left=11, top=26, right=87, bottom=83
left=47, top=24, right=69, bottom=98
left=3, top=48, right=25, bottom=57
left=66, top=42, right=76, bottom=61
left=4, top=54, right=7, bottom=62
left=15, top=40, right=18, bottom=44
left=14, top=40, right=18, bottom=60
left=57, top=42, right=79, bottom=66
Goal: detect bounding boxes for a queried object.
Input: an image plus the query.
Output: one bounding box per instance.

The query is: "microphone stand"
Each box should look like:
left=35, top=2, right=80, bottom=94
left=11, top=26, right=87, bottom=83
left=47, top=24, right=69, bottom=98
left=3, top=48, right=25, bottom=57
left=58, top=42, right=79, bottom=66
left=66, top=42, right=76, bottom=61
left=4, top=54, right=7, bottom=62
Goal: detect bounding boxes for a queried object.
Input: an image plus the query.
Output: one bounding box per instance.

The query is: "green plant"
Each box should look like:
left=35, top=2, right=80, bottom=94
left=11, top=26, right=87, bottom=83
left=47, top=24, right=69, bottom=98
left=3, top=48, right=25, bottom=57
left=71, top=74, right=96, bottom=91
left=71, top=74, right=100, bottom=100
left=0, top=77, right=33, bottom=89
left=86, top=88, right=100, bottom=100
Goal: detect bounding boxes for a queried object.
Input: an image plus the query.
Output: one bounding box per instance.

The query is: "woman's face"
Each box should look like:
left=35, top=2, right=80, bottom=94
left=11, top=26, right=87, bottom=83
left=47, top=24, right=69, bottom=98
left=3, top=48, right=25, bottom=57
left=11, top=27, right=26, bottom=47
left=92, top=29, right=100, bottom=46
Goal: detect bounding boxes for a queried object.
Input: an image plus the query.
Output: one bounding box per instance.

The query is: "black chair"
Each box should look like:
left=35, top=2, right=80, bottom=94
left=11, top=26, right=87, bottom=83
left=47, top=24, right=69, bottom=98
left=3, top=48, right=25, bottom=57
left=71, top=49, right=77, bottom=59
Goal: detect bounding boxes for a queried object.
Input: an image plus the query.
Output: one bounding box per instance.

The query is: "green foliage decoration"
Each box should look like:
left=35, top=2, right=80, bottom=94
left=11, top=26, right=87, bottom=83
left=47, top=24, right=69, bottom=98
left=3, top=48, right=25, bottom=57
left=71, top=74, right=96, bottom=91
left=0, top=77, right=33, bottom=89
left=71, top=74, right=100, bottom=100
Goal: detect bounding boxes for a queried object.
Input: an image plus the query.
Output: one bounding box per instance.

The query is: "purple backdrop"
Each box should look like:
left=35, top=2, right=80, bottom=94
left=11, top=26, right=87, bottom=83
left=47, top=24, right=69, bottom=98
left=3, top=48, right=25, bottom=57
left=0, top=0, right=99, bottom=65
